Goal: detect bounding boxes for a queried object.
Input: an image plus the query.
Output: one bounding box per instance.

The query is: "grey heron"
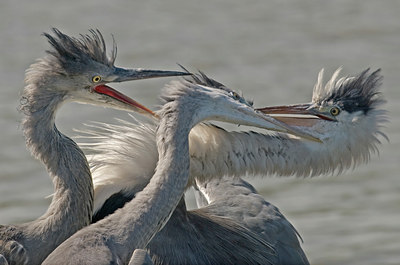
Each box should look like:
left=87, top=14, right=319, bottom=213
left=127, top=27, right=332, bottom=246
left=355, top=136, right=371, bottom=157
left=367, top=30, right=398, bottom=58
left=42, top=73, right=316, bottom=265
left=78, top=68, right=386, bottom=264
left=0, top=28, right=189, bottom=265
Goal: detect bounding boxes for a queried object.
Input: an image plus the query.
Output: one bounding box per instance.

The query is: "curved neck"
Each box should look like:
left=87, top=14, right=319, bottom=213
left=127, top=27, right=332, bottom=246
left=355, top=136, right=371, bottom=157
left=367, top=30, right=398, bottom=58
left=189, top=124, right=346, bottom=182
left=98, top=102, right=194, bottom=262
left=21, top=91, right=93, bottom=261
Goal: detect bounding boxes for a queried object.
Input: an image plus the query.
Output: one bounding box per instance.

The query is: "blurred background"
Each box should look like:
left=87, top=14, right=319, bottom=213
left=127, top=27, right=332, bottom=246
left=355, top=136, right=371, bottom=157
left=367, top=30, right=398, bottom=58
left=0, top=1, right=399, bottom=264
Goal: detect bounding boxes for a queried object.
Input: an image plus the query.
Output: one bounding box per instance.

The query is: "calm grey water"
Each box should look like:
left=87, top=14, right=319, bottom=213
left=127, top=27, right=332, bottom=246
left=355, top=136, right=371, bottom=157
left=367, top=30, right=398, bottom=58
left=1, top=1, right=399, bottom=264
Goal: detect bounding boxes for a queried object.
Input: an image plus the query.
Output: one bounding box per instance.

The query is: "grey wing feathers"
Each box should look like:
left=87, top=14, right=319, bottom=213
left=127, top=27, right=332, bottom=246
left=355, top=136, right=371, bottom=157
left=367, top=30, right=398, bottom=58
left=148, top=198, right=276, bottom=265
left=198, top=177, right=309, bottom=265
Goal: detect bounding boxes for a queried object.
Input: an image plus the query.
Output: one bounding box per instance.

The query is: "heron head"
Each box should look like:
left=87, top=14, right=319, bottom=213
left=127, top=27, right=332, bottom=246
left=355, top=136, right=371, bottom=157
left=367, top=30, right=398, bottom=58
left=24, top=28, right=190, bottom=115
left=257, top=68, right=387, bottom=164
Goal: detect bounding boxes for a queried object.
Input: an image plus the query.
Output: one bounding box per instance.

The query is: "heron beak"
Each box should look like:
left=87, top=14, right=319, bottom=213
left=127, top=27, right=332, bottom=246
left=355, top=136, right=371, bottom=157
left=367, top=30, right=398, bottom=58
left=253, top=103, right=328, bottom=142
left=111, top=67, right=192, bottom=82
left=256, top=111, right=322, bottom=143
left=256, top=103, right=334, bottom=127
left=93, top=84, right=156, bottom=116
left=224, top=105, right=322, bottom=143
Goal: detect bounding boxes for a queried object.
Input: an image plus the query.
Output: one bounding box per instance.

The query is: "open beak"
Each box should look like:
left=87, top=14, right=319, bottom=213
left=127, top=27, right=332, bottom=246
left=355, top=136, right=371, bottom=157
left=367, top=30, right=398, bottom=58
left=255, top=103, right=330, bottom=142
left=93, top=84, right=156, bottom=116
left=257, top=103, right=334, bottom=127
left=220, top=104, right=322, bottom=143
left=91, top=67, right=191, bottom=116
left=111, top=67, right=191, bottom=82
left=257, top=110, right=322, bottom=142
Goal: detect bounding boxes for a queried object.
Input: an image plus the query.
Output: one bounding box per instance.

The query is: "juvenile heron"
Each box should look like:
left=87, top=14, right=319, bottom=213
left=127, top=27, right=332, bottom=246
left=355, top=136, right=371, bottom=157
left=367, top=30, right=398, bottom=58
left=42, top=73, right=315, bottom=265
left=78, top=68, right=386, bottom=264
left=0, top=28, right=188, bottom=265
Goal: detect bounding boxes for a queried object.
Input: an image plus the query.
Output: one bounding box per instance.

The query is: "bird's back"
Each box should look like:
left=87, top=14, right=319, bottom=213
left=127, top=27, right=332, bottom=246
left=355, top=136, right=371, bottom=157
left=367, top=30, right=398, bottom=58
left=148, top=198, right=276, bottom=265
left=196, top=177, right=309, bottom=265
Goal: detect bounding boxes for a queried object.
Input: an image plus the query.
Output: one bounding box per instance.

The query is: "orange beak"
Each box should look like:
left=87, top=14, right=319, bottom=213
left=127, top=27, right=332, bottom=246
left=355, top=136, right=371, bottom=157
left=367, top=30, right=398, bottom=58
left=94, top=84, right=156, bottom=116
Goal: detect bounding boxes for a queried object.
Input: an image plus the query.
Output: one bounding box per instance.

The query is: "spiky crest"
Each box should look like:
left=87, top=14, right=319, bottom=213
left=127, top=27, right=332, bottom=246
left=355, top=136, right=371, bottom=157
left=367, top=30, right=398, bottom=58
left=312, top=68, right=384, bottom=113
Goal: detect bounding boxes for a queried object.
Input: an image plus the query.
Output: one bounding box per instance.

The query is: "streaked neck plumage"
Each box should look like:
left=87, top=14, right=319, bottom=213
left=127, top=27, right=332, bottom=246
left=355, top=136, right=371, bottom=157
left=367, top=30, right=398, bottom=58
left=189, top=115, right=384, bottom=181
left=16, top=71, right=93, bottom=264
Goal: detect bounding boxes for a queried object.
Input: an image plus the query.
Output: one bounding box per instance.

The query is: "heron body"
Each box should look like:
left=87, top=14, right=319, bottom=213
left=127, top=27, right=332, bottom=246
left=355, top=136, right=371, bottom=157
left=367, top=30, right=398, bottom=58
left=43, top=74, right=303, bottom=264
left=0, top=28, right=188, bottom=265
left=78, top=69, right=385, bottom=264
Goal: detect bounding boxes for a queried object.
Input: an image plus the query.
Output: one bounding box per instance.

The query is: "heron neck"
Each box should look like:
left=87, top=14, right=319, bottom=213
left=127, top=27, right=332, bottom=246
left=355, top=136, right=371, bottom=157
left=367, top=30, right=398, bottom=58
left=100, top=103, right=193, bottom=262
left=21, top=94, right=93, bottom=259
left=189, top=124, right=340, bottom=181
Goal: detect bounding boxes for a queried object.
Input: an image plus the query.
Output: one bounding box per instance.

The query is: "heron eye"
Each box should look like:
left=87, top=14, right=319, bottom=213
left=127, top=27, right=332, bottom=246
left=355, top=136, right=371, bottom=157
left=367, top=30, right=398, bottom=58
left=230, top=91, right=240, bottom=100
left=92, top=75, right=102, bottom=83
left=330, top=106, right=340, bottom=116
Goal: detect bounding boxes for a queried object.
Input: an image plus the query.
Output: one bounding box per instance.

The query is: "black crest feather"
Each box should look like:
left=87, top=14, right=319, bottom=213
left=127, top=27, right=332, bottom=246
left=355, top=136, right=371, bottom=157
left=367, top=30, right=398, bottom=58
left=176, top=65, right=253, bottom=106
left=44, top=28, right=116, bottom=69
left=313, top=68, right=384, bottom=114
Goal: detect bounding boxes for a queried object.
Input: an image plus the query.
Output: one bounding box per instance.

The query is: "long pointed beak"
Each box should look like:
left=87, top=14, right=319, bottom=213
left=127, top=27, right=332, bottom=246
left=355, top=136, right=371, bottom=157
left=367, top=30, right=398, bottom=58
left=255, top=110, right=322, bottom=142
left=226, top=105, right=322, bottom=142
left=257, top=103, right=334, bottom=122
left=111, top=67, right=191, bottom=82
left=256, top=103, right=334, bottom=128
left=257, top=104, right=313, bottom=115
left=93, top=84, right=156, bottom=116
left=250, top=103, right=325, bottom=142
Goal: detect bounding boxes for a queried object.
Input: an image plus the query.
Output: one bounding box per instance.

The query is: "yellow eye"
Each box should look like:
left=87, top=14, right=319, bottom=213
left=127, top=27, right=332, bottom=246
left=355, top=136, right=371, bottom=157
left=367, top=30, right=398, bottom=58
left=230, top=92, right=240, bottom=100
left=330, top=106, right=340, bottom=116
left=92, top=75, right=102, bottom=83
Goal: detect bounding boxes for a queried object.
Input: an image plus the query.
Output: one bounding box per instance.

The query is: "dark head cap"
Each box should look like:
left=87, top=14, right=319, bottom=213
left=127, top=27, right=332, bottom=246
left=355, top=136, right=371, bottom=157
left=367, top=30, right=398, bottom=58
left=44, top=28, right=116, bottom=75
left=312, top=68, right=384, bottom=114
